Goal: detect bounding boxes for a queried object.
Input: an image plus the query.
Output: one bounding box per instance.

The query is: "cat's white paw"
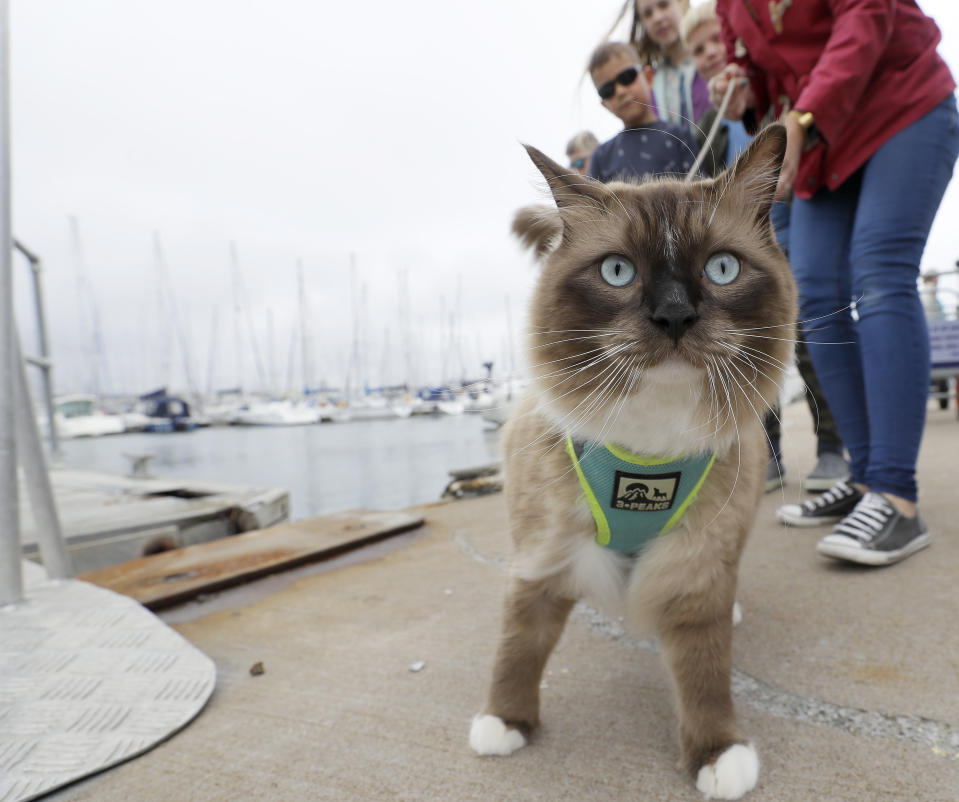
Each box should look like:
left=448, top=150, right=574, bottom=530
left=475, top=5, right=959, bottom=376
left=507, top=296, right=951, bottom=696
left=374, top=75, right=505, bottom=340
left=696, top=742, right=759, bottom=800
left=732, top=601, right=743, bottom=626
left=469, top=714, right=527, bottom=756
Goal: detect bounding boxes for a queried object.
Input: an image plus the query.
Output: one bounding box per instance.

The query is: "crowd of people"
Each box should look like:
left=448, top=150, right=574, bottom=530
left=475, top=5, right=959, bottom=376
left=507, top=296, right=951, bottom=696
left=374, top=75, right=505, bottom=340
left=563, top=0, right=958, bottom=568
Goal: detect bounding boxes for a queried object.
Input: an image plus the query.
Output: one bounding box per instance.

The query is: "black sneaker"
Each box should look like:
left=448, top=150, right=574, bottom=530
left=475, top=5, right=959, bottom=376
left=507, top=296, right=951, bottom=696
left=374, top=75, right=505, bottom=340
left=816, top=492, right=930, bottom=566
left=777, top=480, right=862, bottom=527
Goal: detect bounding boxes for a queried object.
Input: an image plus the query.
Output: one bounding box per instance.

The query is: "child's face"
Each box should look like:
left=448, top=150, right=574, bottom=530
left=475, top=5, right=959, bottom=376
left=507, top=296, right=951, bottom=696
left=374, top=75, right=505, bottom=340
left=636, top=0, right=683, bottom=49
left=568, top=149, right=593, bottom=175
left=688, top=20, right=726, bottom=81
left=591, top=53, right=652, bottom=128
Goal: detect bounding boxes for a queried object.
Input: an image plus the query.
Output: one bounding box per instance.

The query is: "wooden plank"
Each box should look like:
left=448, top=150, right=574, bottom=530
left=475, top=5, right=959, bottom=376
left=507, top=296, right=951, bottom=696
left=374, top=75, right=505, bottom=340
left=78, top=509, right=424, bottom=610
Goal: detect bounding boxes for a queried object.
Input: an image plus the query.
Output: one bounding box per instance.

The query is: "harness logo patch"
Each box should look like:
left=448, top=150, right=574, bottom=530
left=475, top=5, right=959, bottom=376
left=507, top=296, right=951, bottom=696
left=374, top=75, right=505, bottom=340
left=611, top=471, right=680, bottom=512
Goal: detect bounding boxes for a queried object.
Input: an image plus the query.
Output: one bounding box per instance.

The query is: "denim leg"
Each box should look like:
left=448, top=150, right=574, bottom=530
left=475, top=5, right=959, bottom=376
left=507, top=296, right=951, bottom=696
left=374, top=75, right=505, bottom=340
left=770, top=199, right=791, bottom=253
left=848, top=96, right=959, bottom=501
left=789, top=181, right=867, bottom=483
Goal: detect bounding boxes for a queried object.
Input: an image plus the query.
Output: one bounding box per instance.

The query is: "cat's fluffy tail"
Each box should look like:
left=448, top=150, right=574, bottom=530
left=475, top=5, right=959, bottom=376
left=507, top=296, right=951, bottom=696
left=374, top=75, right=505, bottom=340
left=512, top=205, right=562, bottom=261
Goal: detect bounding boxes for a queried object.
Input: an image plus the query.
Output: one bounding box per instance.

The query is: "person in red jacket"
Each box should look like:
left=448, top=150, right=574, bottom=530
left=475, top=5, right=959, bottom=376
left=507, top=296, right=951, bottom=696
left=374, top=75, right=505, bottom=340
left=709, top=0, right=958, bottom=567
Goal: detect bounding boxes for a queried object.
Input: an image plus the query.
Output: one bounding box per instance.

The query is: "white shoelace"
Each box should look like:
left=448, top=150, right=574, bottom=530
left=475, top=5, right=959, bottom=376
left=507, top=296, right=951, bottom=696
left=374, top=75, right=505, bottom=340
left=833, top=493, right=895, bottom=543
left=802, top=480, right=856, bottom=512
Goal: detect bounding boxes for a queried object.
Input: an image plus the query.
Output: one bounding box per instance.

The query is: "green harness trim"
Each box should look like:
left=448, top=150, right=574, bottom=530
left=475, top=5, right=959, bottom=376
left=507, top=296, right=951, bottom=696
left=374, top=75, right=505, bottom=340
left=565, top=437, right=716, bottom=555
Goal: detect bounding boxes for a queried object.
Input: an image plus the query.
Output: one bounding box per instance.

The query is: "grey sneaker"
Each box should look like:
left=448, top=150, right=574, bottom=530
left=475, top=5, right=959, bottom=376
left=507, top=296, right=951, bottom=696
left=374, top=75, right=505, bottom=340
left=777, top=480, right=862, bottom=526
left=816, top=492, right=930, bottom=566
left=804, top=452, right=851, bottom=492
left=765, top=458, right=785, bottom=493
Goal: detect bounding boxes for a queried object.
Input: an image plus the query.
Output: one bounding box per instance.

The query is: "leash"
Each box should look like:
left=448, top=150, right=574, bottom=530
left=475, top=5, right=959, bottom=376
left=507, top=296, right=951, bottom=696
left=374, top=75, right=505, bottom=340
left=684, top=80, right=736, bottom=182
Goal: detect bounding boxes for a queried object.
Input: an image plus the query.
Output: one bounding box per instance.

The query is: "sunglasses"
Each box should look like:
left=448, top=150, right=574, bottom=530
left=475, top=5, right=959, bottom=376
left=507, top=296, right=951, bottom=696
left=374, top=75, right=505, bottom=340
left=570, top=157, right=587, bottom=169
left=597, top=65, right=640, bottom=100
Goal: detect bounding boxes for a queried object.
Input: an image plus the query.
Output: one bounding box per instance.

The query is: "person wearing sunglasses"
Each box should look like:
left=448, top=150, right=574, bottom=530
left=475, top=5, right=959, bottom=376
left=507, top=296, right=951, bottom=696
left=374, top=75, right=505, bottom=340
left=587, top=41, right=698, bottom=184
left=566, top=131, right=599, bottom=175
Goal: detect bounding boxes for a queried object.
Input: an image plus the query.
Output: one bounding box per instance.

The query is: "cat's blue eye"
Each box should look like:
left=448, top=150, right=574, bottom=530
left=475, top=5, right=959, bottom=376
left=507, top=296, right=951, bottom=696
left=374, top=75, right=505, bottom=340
left=704, top=252, right=741, bottom=285
left=599, top=255, right=636, bottom=287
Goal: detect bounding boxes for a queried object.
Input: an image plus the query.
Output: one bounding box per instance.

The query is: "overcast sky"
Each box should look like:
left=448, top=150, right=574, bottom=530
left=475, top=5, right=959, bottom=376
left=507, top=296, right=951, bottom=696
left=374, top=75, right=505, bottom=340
left=9, top=0, right=959, bottom=398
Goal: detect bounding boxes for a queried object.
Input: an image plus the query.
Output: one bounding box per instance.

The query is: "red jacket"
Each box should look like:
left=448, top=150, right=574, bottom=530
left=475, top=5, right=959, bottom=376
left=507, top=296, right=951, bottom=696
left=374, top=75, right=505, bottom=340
left=716, top=0, right=956, bottom=198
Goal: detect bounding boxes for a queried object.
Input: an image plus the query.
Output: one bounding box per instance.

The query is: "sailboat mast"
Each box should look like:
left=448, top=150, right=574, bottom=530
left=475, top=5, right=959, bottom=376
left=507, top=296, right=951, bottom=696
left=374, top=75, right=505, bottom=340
left=297, top=259, right=311, bottom=394
left=205, top=307, right=218, bottom=396
left=69, top=216, right=103, bottom=396
left=230, top=242, right=243, bottom=391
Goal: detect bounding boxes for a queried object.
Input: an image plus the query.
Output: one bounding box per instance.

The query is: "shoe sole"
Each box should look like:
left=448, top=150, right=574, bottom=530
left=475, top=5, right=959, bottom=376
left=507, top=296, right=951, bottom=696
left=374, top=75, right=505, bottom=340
left=816, top=532, right=931, bottom=566
left=804, top=474, right=851, bottom=492
left=777, top=508, right=845, bottom=527
left=765, top=479, right=785, bottom=493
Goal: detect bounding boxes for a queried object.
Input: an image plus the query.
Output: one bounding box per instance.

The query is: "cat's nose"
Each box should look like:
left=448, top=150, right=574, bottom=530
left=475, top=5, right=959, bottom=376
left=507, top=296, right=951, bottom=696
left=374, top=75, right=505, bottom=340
left=650, top=300, right=699, bottom=342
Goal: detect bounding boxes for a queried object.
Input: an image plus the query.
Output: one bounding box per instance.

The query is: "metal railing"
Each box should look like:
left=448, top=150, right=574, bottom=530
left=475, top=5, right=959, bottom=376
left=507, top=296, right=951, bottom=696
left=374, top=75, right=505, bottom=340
left=0, top=1, right=71, bottom=605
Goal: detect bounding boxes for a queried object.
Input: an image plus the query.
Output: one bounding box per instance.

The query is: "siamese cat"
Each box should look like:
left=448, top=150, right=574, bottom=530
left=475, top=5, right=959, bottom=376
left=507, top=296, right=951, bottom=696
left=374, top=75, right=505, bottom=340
left=470, top=125, right=796, bottom=800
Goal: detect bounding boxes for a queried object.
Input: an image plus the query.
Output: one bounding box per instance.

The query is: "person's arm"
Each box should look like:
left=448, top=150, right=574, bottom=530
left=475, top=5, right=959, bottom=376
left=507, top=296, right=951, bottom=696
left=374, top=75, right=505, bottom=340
left=714, top=2, right=767, bottom=125
left=792, top=0, right=894, bottom=146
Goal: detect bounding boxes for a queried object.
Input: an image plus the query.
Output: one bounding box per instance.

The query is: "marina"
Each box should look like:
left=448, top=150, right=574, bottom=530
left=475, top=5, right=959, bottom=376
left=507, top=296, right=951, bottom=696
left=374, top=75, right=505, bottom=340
left=53, top=411, right=503, bottom=523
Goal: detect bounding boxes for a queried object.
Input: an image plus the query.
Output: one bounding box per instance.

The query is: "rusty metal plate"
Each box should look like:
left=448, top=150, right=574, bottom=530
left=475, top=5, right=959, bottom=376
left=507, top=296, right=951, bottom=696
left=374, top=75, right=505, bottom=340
left=79, top=509, right=424, bottom=609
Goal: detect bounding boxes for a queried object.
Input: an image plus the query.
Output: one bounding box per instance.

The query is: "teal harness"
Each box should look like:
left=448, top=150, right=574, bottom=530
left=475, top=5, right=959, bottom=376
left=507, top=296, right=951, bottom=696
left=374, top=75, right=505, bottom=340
left=565, top=437, right=716, bottom=555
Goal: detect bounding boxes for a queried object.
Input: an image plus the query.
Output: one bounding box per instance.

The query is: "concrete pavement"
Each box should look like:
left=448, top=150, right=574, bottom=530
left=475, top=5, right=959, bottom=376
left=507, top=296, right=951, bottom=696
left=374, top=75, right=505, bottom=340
left=51, top=401, right=959, bottom=801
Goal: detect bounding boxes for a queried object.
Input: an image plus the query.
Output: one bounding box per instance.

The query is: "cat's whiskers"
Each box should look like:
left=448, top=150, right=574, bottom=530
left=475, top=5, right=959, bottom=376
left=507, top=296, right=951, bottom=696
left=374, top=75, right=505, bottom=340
left=515, top=356, right=641, bottom=490
left=533, top=342, right=636, bottom=388
left=504, top=342, right=634, bottom=436
left=529, top=326, right=629, bottom=333
left=580, top=356, right=645, bottom=456
left=722, top=300, right=860, bottom=334
left=723, top=353, right=781, bottom=423
left=704, top=362, right=727, bottom=448
left=704, top=361, right=732, bottom=451
left=727, top=341, right=791, bottom=372
left=511, top=354, right=636, bottom=459
left=699, top=356, right=746, bottom=531
left=544, top=354, right=638, bottom=443
left=720, top=355, right=791, bottom=504
left=706, top=170, right=734, bottom=228
left=724, top=347, right=802, bottom=419
left=723, top=346, right=793, bottom=394
left=528, top=332, right=624, bottom=350
left=733, top=340, right=827, bottom=429
left=525, top=344, right=629, bottom=379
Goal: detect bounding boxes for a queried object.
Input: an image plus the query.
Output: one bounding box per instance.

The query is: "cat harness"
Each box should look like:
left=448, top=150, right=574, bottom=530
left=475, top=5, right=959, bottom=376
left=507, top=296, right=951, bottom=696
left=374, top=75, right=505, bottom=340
left=565, top=437, right=716, bottom=555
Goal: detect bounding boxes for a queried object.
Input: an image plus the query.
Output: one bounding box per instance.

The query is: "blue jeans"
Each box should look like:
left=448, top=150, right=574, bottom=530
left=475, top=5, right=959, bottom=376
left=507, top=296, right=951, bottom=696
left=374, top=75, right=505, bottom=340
left=789, top=95, right=959, bottom=502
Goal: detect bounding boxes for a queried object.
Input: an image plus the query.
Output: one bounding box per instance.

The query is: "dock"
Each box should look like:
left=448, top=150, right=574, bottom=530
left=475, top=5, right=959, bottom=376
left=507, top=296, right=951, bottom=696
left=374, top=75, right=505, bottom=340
left=13, top=401, right=959, bottom=801
left=18, top=469, right=289, bottom=573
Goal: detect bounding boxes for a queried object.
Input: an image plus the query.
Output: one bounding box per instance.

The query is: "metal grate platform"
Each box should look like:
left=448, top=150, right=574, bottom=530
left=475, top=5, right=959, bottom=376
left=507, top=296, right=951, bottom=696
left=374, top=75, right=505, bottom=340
left=0, top=562, right=216, bottom=801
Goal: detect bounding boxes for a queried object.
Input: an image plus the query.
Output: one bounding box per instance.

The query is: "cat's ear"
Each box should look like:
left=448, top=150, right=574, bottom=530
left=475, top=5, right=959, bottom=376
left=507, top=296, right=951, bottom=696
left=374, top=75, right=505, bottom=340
left=512, top=205, right=563, bottom=260
left=523, top=144, right=608, bottom=210
left=722, top=123, right=786, bottom=220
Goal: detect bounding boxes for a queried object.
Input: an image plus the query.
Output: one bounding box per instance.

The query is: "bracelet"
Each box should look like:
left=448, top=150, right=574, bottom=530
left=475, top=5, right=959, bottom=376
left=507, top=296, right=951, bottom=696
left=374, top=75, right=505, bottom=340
left=787, top=109, right=815, bottom=130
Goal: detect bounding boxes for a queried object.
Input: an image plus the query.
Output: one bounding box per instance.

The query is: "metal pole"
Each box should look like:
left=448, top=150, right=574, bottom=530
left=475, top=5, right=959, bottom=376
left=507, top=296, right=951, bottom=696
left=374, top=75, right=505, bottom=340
left=14, top=239, right=59, bottom=454
left=13, top=333, right=71, bottom=578
left=0, top=0, right=23, bottom=605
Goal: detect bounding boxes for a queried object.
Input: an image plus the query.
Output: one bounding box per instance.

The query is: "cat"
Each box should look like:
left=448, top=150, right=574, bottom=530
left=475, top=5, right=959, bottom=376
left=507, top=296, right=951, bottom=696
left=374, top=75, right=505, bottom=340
left=469, top=125, right=796, bottom=800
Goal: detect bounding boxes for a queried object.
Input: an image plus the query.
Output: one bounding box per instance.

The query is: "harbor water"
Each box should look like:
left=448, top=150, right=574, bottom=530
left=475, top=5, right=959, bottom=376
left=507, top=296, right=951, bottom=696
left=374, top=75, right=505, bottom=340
left=55, top=414, right=503, bottom=522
